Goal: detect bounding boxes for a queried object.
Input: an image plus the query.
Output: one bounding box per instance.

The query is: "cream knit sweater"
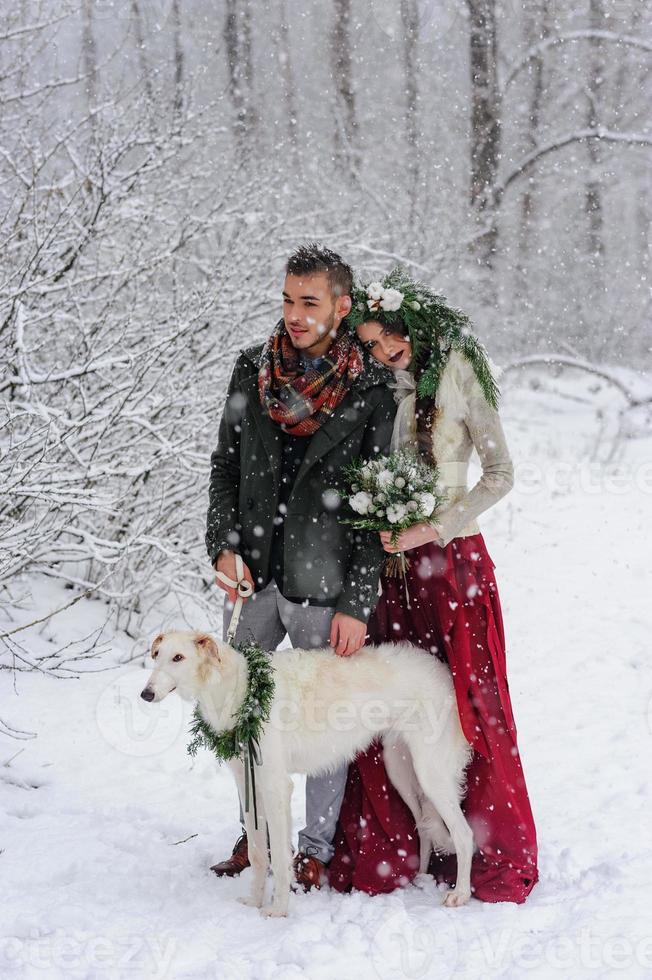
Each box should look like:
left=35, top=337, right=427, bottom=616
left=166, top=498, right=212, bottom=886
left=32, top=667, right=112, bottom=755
left=390, top=350, right=514, bottom=547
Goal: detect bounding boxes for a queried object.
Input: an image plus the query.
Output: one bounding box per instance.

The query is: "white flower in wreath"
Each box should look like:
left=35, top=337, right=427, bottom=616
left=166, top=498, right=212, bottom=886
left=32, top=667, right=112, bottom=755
left=376, top=469, right=394, bottom=490
left=415, top=491, right=436, bottom=517
left=387, top=503, right=407, bottom=524
left=350, top=491, right=373, bottom=515
left=367, top=282, right=384, bottom=301
left=380, top=288, right=404, bottom=312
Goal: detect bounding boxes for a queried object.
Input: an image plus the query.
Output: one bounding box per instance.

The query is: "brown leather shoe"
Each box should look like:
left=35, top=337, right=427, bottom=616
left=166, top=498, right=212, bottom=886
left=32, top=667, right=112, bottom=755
left=292, top=851, right=329, bottom=891
left=210, top=832, right=250, bottom=877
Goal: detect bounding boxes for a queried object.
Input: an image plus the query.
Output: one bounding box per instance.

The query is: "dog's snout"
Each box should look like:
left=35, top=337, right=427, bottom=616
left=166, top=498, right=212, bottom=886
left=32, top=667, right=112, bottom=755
left=140, top=688, right=155, bottom=702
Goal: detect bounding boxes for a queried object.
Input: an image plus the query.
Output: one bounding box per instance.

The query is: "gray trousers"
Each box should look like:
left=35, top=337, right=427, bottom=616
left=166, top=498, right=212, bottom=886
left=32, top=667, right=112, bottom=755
left=223, top=579, right=349, bottom=864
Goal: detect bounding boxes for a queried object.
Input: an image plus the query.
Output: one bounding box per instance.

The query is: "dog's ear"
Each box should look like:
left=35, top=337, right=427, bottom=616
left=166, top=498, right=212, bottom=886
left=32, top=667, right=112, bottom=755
left=150, top=633, right=164, bottom=658
left=195, top=633, right=222, bottom=665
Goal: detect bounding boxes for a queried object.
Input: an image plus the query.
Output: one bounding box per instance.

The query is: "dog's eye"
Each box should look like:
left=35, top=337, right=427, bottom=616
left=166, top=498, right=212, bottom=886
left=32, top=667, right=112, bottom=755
left=172, top=654, right=184, bottom=662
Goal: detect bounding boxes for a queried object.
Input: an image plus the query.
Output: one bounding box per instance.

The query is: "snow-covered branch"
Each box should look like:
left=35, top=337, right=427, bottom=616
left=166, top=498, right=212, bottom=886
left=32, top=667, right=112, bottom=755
left=495, top=128, right=652, bottom=202
left=503, top=30, right=652, bottom=90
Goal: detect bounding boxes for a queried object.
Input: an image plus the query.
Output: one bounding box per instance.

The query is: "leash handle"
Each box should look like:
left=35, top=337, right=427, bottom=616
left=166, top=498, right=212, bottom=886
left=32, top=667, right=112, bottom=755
left=215, top=553, right=253, bottom=644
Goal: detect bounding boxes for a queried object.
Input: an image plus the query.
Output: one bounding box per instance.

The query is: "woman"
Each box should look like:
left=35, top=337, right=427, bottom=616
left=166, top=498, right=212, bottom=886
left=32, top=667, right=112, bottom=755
left=328, top=270, right=539, bottom=904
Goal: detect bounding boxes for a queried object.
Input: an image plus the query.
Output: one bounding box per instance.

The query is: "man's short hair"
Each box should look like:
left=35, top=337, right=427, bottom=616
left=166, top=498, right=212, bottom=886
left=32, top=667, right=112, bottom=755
left=285, top=242, right=353, bottom=300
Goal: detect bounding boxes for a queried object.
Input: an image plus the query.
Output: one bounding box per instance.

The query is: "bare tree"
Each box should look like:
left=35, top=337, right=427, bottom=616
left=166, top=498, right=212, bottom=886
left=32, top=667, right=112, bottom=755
left=171, top=0, right=184, bottom=122
left=223, top=0, right=257, bottom=147
left=514, top=2, right=552, bottom=304
left=585, top=0, right=606, bottom=282
left=401, top=0, right=420, bottom=225
left=330, top=0, right=358, bottom=177
left=466, top=0, right=501, bottom=277
left=81, top=0, right=99, bottom=142
left=130, top=0, right=154, bottom=109
left=275, top=0, right=300, bottom=172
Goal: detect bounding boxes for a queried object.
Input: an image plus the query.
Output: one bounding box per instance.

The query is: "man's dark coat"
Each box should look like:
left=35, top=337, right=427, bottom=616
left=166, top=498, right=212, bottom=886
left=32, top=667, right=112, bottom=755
left=205, top=341, right=396, bottom=622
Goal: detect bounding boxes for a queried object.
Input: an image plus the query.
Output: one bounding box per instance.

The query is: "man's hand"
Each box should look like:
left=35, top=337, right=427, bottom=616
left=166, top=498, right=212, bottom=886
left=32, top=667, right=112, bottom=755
left=330, top=612, right=367, bottom=657
left=380, top=523, right=443, bottom=553
left=214, top=550, right=255, bottom=604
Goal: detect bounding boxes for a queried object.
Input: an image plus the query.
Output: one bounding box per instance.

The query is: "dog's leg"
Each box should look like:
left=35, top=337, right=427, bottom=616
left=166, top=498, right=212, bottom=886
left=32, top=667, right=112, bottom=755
left=407, top=742, right=474, bottom=907
left=259, top=773, right=293, bottom=918
left=228, top=759, right=268, bottom=909
left=382, top=740, right=429, bottom=871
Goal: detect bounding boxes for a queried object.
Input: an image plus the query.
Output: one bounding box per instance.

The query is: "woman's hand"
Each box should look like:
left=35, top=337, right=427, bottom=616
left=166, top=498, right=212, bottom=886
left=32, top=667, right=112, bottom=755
left=380, top=523, right=443, bottom=553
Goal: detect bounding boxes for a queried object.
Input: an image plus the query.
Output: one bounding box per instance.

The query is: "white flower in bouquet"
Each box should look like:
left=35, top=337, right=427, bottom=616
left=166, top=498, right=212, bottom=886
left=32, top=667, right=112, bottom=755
left=415, top=491, right=436, bottom=517
left=380, top=288, right=404, bottom=312
left=406, top=500, right=419, bottom=513
left=386, top=503, right=408, bottom=524
left=350, top=491, right=373, bottom=515
left=377, top=469, right=394, bottom=489
left=394, top=476, right=406, bottom=488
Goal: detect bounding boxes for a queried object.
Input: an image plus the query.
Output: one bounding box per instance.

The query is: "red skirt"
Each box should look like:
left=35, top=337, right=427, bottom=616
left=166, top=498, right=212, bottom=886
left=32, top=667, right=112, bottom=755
left=328, top=533, right=539, bottom=903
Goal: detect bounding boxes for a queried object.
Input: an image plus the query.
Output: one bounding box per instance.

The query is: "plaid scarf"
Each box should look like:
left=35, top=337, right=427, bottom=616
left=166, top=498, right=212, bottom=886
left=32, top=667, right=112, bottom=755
left=258, top=320, right=363, bottom=437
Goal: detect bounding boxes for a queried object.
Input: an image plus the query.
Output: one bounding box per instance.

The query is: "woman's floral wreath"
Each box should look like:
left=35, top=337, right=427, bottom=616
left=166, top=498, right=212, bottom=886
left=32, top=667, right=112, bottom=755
left=346, top=266, right=500, bottom=409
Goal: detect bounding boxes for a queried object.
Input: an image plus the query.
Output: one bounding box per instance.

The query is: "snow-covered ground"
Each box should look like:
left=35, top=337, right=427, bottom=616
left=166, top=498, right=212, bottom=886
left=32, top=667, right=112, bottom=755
left=2, top=367, right=652, bottom=980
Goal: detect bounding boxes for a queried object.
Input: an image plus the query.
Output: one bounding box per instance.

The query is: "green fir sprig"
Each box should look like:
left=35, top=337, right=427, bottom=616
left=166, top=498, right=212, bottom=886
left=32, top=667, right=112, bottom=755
left=187, top=639, right=275, bottom=763
left=346, top=265, right=500, bottom=410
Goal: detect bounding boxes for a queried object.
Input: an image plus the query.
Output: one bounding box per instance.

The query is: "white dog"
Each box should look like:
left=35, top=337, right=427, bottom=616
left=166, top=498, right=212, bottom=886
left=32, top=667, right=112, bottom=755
left=141, top=631, right=474, bottom=917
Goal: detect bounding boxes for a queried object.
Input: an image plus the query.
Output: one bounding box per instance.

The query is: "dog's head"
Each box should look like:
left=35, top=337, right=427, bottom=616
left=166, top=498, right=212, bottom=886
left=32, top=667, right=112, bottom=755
left=140, top=631, right=223, bottom=703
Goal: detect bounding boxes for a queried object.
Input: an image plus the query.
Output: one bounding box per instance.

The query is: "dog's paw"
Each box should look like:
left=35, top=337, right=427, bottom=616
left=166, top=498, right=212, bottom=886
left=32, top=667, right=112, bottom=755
left=260, top=904, right=288, bottom=918
left=237, top=895, right=263, bottom=909
left=413, top=872, right=433, bottom=889
left=442, top=888, right=471, bottom=908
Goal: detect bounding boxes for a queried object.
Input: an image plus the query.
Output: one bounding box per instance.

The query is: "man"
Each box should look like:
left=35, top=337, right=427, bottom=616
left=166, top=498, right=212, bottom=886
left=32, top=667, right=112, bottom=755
left=205, top=243, right=396, bottom=889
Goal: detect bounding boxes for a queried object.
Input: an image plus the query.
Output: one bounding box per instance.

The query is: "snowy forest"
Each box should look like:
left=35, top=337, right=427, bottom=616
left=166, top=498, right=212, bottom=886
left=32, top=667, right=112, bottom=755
left=1, top=1, right=651, bottom=977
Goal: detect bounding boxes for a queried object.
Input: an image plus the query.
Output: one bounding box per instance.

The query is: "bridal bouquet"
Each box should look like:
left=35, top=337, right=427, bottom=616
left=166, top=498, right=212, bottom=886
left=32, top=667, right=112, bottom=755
left=340, top=449, right=448, bottom=577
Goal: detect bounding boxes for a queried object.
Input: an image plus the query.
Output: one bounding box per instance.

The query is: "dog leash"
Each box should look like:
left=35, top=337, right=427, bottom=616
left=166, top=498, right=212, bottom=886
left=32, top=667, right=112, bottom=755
left=215, top=553, right=254, bottom=643
left=215, top=553, right=261, bottom=826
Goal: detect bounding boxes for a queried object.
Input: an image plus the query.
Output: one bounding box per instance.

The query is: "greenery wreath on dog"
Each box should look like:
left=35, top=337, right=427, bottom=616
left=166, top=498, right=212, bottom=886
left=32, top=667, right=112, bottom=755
left=187, top=639, right=275, bottom=827
left=187, top=639, right=275, bottom=762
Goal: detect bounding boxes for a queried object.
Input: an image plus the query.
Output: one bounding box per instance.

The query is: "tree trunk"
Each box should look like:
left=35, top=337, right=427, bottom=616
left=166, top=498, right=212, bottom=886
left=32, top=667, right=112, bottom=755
left=585, top=0, right=605, bottom=284
left=331, top=0, right=358, bottom=178
left=401, top=0, right=420, bottom=225
left=171, top=0, right=184, bottom=123
left=466, top=0, right=501, bottom=276
left=82, top=0, right=98, bottom=141
left=276, top=0, right=300, bottom=172
left=130, top=0, right=154, bottom=109
left=223, top=0, right=257, bottom=148
left=514, top=2, right=552, bottom=303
